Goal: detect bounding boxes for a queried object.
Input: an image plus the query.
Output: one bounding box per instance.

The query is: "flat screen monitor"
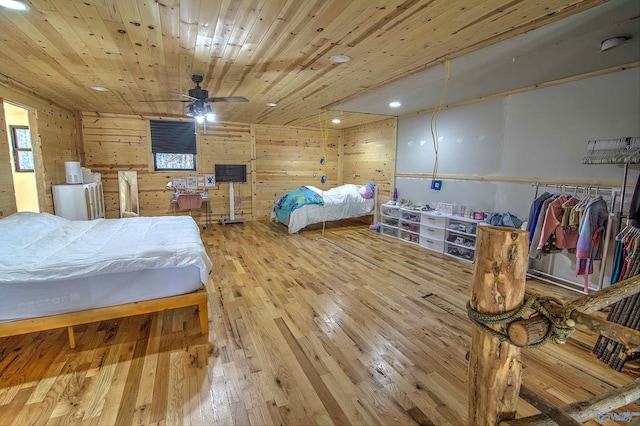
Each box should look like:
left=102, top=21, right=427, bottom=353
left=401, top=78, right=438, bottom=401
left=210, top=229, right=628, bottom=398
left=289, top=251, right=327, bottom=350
left=215, top=164, right=247, bottom=183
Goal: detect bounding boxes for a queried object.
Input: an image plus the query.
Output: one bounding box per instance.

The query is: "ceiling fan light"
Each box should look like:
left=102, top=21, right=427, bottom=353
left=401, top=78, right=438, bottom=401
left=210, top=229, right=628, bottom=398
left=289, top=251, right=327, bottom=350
left=205, top=106, right=216, bottom=122
left=195, top=115, right=205, bottom=124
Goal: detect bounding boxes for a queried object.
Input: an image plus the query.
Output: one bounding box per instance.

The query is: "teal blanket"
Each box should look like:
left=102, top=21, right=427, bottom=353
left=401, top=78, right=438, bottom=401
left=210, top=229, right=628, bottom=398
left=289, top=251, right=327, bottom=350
left=273, top=187, right=324, bottom=225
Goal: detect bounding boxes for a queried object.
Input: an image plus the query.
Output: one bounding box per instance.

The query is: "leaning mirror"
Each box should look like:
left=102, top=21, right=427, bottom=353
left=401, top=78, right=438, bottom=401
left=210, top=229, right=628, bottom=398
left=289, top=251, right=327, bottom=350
left=118, top=170, right=139, bottom=218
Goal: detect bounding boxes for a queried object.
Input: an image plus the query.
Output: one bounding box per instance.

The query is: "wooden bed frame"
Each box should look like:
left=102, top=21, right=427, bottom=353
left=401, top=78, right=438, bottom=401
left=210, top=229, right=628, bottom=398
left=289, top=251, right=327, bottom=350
left=0, top=287, right=208, bottom=348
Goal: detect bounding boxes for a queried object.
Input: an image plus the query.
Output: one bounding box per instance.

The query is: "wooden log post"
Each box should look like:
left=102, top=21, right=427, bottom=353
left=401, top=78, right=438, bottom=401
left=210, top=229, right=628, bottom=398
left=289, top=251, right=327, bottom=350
left=468, top=225, right=529, bottom=425
left=507, top=276, right=640, bottom=348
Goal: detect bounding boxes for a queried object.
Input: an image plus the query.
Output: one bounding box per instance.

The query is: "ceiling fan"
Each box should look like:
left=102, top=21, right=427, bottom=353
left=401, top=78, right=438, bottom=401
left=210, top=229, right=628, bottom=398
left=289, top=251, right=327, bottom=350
left=142, top=74, right=248, bottom=121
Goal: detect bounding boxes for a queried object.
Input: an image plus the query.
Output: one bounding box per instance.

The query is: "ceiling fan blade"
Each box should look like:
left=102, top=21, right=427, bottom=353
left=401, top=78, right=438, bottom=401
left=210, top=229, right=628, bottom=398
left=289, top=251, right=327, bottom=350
left=139, top=99, right=191, bottom=103
left=168, top=92, right=200, bottom=101
left=206, top=96, right=249, bottom=103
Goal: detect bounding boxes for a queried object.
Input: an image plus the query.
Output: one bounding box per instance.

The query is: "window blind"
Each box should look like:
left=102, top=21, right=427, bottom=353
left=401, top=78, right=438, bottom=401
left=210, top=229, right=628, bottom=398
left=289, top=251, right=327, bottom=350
left=150, top=120, right=196, bottom=154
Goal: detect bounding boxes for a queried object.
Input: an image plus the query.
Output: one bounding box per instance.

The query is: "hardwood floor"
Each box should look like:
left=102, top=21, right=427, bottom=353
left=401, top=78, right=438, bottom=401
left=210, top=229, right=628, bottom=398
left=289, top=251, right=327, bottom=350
left=0, top=220, right=638, bottom=425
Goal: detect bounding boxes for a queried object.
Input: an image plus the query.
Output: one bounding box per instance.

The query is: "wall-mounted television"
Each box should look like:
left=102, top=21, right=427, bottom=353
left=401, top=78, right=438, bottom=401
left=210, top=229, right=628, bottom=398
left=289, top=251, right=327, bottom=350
left=214, top=164, right=247, bottom=183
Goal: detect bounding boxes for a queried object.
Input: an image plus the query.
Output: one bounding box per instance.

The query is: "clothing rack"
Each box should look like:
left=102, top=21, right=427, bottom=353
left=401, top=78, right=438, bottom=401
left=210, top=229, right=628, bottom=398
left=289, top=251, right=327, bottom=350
left=527, top=183, right=621, bottom=293
left=581, top=138, right=640, bottom=369
left=582, top=137, right=640, bottom=234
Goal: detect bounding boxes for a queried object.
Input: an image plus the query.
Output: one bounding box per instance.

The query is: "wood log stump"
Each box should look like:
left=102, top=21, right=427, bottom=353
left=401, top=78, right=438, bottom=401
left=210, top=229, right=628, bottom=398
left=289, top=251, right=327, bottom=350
left=468, top=225, right=528, bottom=425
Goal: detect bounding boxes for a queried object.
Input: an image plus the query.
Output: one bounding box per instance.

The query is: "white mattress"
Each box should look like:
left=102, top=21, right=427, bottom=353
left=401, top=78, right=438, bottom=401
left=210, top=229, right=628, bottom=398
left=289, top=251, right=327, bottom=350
left=0, top=212, right=212, bottom=284
left=270, top=184, right=375, bottom=233
left=0, top=212, right=213, bottom=322
left=0, top=266, right=201, bottom=322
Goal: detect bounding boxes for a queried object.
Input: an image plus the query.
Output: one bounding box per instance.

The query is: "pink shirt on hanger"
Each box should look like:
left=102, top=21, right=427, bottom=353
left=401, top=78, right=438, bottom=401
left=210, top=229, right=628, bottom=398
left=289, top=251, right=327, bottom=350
left=537, top=195, right=579, bottom=250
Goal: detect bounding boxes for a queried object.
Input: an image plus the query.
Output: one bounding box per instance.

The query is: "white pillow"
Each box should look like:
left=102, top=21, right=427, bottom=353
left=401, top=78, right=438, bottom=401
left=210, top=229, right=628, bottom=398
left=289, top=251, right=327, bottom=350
left=304, top=185, right=323, bottom=195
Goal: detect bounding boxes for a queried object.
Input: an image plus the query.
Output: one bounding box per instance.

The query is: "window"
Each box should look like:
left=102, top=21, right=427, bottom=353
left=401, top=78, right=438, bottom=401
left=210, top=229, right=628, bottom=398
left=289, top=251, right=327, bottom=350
left=150, top=120, right=197, bottom=171
left=10, top=126, right=34, bottom=172
left=155, top=153, right=195, bottom=170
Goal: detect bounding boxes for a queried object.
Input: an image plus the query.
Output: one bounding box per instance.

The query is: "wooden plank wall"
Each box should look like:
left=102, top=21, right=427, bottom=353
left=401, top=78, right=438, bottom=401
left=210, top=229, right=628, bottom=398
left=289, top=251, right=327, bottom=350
left=254, top=124, right=341, bottom=220
left=81, top=113, right=254, bottom=222
left=80, top=112, right=396, bottom=223
left=200, top=122, right=252, bottom=221
left=0, top=83, right=77, bottom=216
left=81, top=113, right=149, bottom=218
left=0, top=101, right=14, bottom=218
left=343, top=118, right=398, bottom=204
left=34, top=107, right=78, bottom=214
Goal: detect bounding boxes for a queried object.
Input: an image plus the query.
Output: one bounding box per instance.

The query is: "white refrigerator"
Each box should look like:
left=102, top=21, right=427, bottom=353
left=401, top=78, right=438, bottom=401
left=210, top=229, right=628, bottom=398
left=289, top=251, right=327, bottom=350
left=52, top=182, right=105, bottom=220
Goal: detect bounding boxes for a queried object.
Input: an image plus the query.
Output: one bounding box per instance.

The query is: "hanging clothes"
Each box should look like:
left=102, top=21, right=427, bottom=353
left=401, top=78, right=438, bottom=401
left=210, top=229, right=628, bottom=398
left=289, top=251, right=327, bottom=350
left=612, top=174, right=640, bottom=283
left=537, top=195, right=579, bottom=250
left=527, top=192, right=551, bottom=240
left=622, top=235, right=640, bottom=279
left=595, top=225, right=640, bottom=372
left=529, top=184, right=618, bottom=294
left=575, top=196, right=609, bottom=292
left=529, top=195, right=557, bottom=259
left=610, top=237, right=625, bottom=284
left=627, top=175, right=640, bottom=227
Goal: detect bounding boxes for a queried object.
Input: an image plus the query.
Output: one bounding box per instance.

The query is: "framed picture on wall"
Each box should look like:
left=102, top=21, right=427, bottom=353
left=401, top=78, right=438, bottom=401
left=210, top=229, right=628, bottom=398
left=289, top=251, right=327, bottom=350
left=10, top=125, right=34, bottom=172
left=186, top=176, right=199, bottom=189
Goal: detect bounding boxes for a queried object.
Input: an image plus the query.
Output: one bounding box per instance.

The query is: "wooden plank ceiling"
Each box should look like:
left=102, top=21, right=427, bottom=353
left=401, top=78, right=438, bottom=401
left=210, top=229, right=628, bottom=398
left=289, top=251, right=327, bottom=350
left=0, top=0, right=604, bottom=128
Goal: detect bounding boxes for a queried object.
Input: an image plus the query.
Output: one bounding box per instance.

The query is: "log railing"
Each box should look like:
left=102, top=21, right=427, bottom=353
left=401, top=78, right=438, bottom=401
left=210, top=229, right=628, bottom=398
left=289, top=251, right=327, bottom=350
left=468, top=225, right=640, bottom=425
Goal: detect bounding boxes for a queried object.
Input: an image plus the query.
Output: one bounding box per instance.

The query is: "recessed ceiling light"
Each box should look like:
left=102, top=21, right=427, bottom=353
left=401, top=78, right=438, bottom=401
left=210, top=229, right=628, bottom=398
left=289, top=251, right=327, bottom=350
left=329, top=54, right=351, bottom=63
left=266, top=102, right=278, bottom=107
left=91, top=86, right=109, bottom=91
left=389, top=101, right=401, bottom=108
left=331, top=118, right=341, bottom=124
left=0, top=0, right=29, bottom=11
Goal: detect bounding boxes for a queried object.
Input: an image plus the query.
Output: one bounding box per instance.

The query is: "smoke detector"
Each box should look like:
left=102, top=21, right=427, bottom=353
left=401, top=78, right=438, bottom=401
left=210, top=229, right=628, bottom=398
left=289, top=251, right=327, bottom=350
left=329, top=54, right=351, bottom=63
left=601, top=36, right=630, bottom=52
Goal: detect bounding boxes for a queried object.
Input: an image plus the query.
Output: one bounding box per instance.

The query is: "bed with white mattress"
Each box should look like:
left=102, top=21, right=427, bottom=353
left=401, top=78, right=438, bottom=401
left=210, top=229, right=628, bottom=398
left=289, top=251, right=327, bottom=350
left=270, top=183, right=378, bottom=234
left=0, top=212, right=213, bottom=347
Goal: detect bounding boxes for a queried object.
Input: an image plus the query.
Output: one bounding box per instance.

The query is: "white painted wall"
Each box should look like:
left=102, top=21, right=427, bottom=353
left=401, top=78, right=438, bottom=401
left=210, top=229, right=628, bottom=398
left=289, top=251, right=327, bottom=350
left=395, top=68, right=640, bottom=290
left=500, top=70, right=640, bottom=182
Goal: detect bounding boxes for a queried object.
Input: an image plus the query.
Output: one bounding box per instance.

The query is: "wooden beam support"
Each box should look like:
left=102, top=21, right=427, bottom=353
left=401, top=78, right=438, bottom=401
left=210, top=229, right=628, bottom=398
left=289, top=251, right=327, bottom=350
left=508, top=306, right=640, bottom=351
left=518, top=385, right=581, bottom=426
left=501, top=378, right=640, bottom=426
left=566, top=275, right=640, bottom=315
left=468, top=225, right=529, bottom=425
left=507, top=277, right=640, bottom=348
left=571, top=310, right=640, bottom=353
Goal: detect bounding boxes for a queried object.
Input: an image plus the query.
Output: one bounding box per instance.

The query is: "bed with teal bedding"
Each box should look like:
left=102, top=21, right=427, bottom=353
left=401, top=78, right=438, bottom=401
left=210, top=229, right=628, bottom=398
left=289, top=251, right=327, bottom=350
left=270, top=183, right=377, bottom=233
